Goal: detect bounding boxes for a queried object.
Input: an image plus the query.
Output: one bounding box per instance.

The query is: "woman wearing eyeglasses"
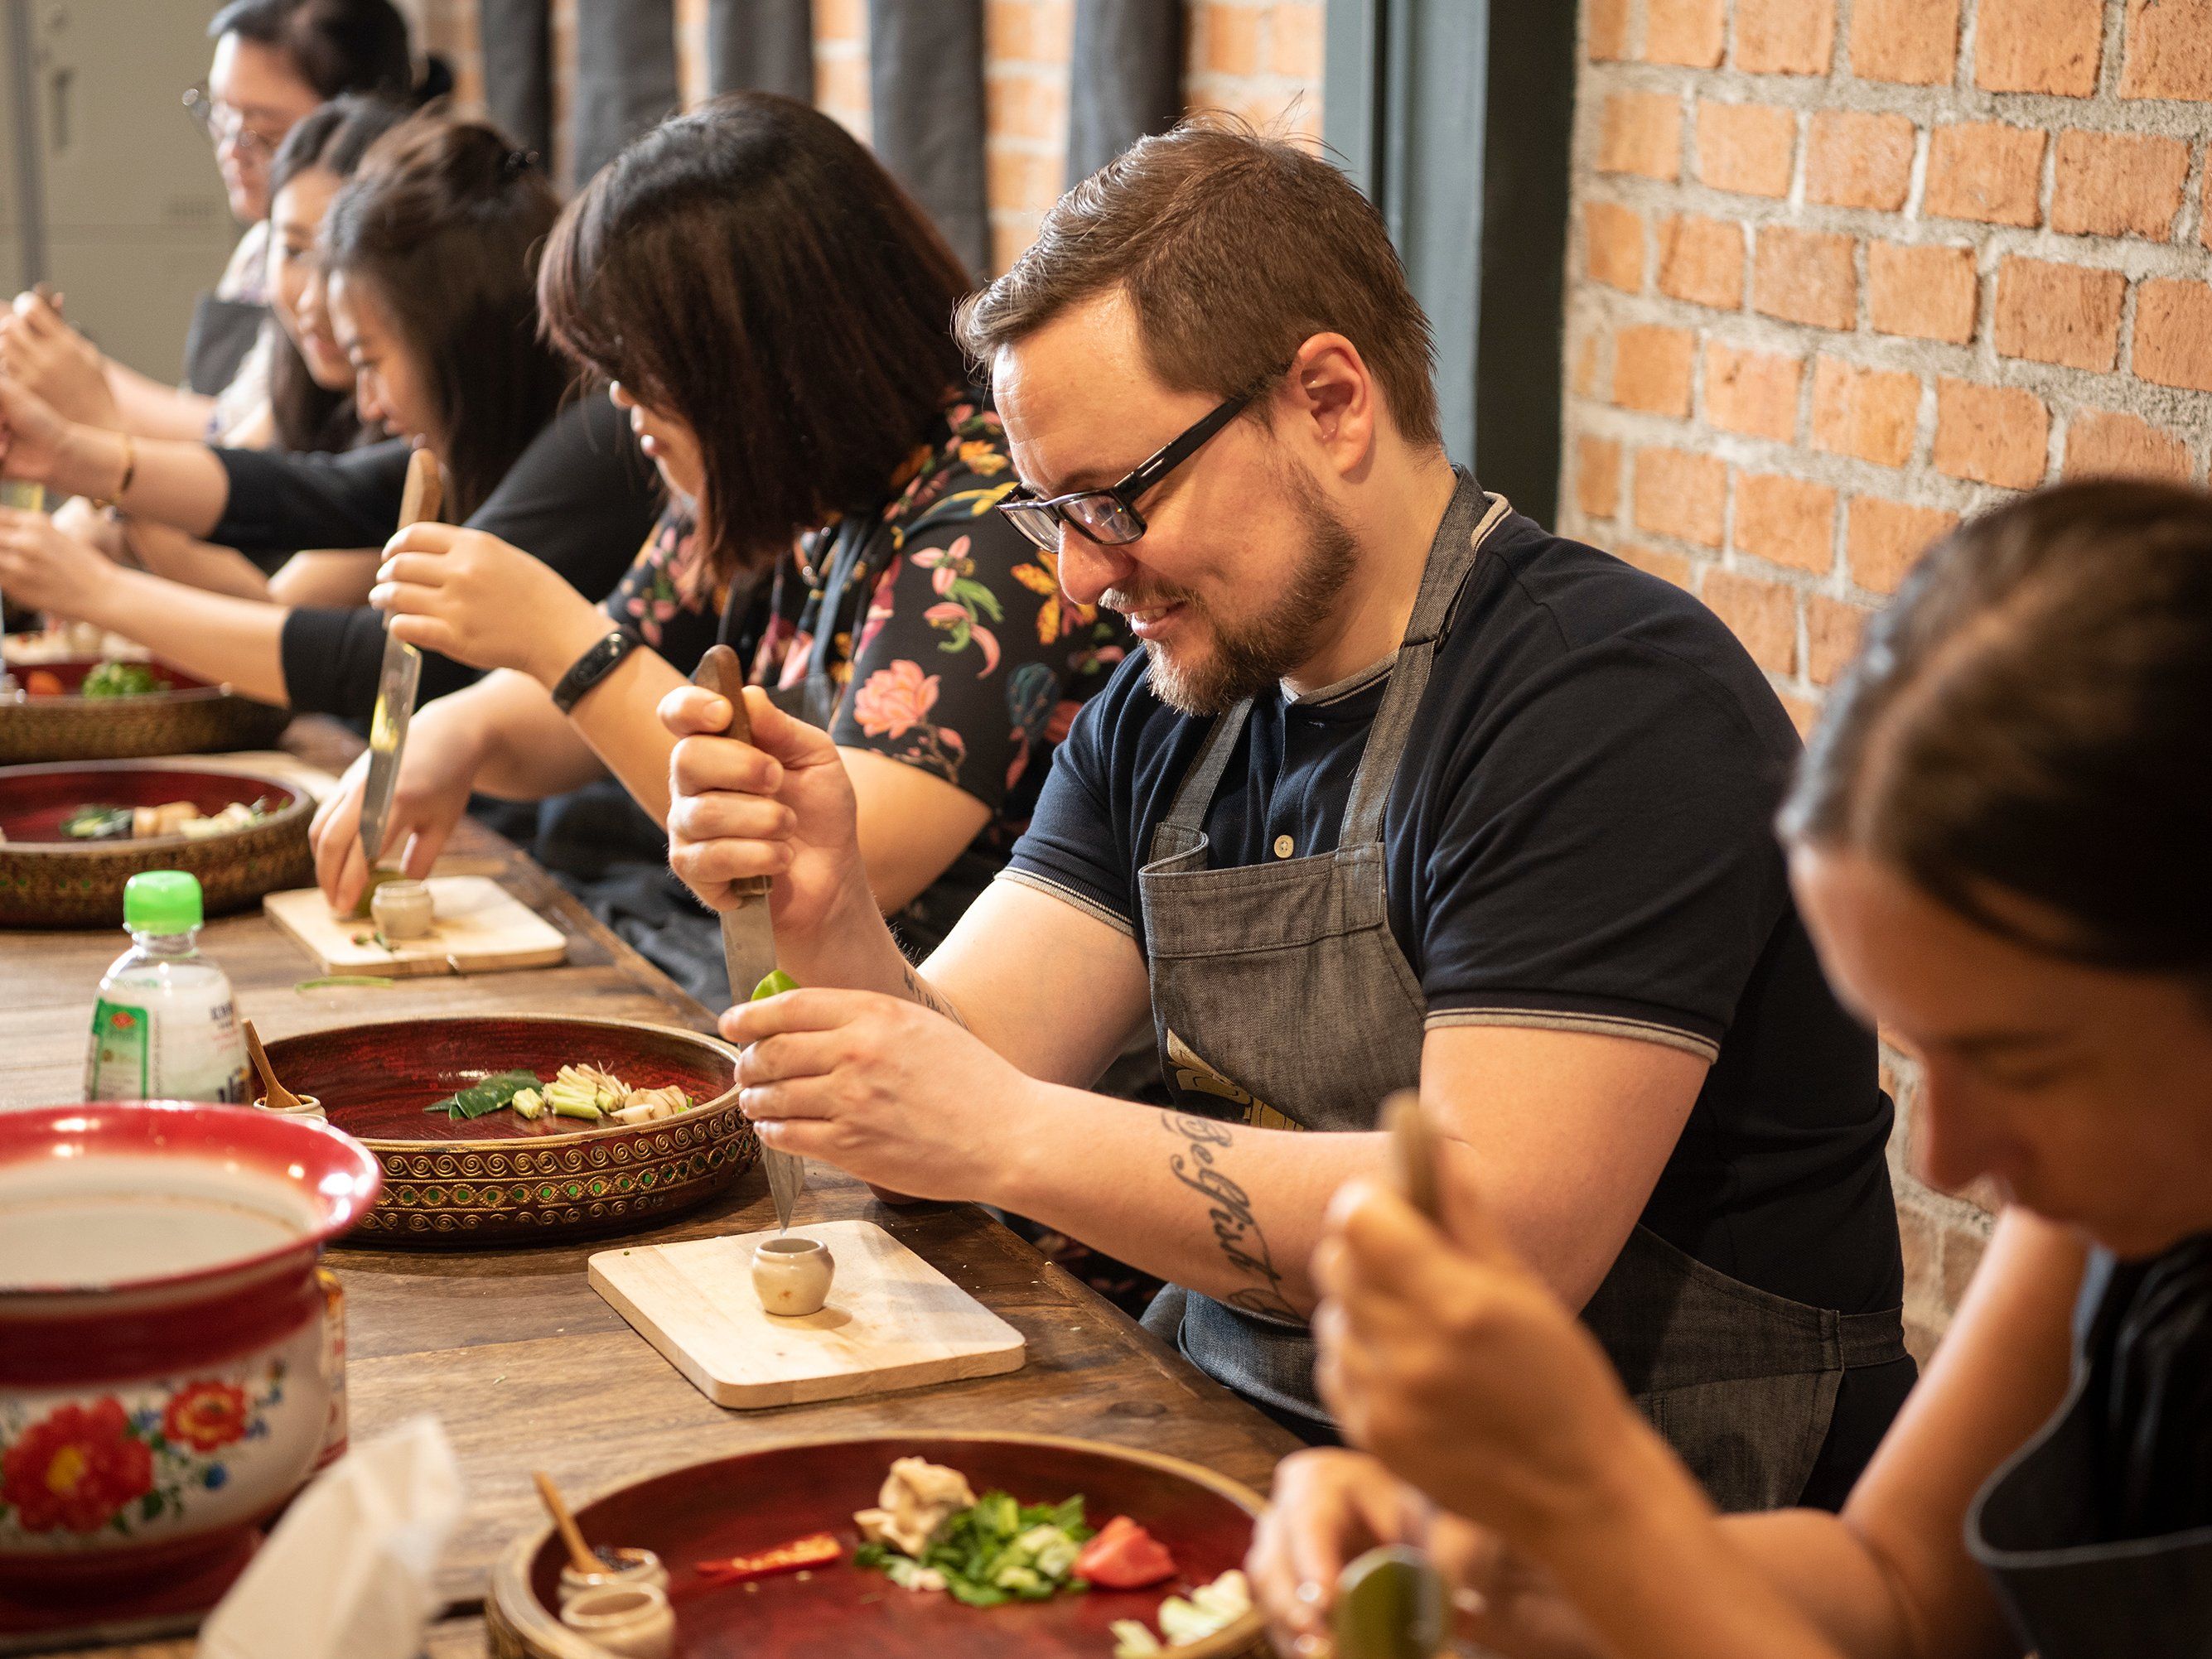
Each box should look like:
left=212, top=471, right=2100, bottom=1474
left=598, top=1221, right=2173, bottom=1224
left=294, top=95, right=1130, bottom=1008
left=0, top=0, right=432, bottom=447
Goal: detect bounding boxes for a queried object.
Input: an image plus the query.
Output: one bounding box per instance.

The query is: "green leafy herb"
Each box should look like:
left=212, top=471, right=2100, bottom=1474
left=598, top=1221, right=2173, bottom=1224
left=60, top=804, right=133, bottom=841
left=296, top=975, right=396, bottom=991
left=857, top=1491, right=1093, bottom=1608
left=80, top=661, right=162, bottom=698
left=424, top=1069, right=544, bottom=1121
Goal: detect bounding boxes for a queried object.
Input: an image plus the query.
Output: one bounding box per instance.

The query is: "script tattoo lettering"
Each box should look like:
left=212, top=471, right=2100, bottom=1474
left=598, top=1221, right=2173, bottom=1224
left=899, top=962, right=969, bottom=1030
left=1163, top=1112, right=1300, bottom=1320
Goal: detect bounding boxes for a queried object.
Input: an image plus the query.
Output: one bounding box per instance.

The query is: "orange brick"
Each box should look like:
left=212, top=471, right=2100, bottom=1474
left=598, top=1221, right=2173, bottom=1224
left=1696, top=101, right=1797, bottom=197
left=1850, top=0, right=1960, bottom=84
left=1807, top=596, right=1868, bottom=684
left=1812, top=358, right=1921, bottom=466
left=1635, top=448, right=1728, bottom=547
left=2050, top=130, right=2190, bottom=238
left=1657, top=214, right=1745, bottom=309
left=1925, top=123, right=2046, bottom=226
left=1586, top=202, right=1646, bottom=292
left=1736, top=0, right=1836, bottom=74
left=1753, top=227, right=1857, bottom=330
left=1646, top=0, right=1726, bottom=65
left=1736, top=473, right=1838, bottom=573
left=1600, top=92, right=1683, bottom=180
left=2133, top=280, right=2212, bottom=392
left=1975, top=0, right=2103, bottom=94
left=1577, top=435, right=1624, bottom=520
left=2121, top=0, right=2212, bottom=99
left=1612, top=325, right=1697, bottom=417
left=1849, top=498, right=1960, bottom=593
left=1703, top=341, right=1802, bottom=441
left=1268, top=3, right=1324, bottom=79
left=1203, top=5, right=1262, bottom=74
left=1868, top=241, right=1978, bottom=342
left=1806, top=110, right=1917, bottom=210
left=1933, top=378, right=2050, bottom=489
left=1616, top=542, right=1696, bottom=589
left=1701, top=570, right=1797, bottom=673
left=1573, top=330, right=1605, bottom=398
left=1587, top=0, right=1630, bottom=60
left=983, top=0, right=1033, bottom=59
left=2063, top=408, right=2195, bottom=481
left=819, top=0, right=868, bottom=41
left=1992, top=258, right=2125, bottom=372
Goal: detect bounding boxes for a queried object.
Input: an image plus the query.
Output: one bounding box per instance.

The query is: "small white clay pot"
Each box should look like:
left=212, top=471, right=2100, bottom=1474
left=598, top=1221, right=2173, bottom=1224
left=752, top=1234, right=835, bottom=1316
left=559, top=1583, right=674, bottom=1657
left=254, top=1093, right=326, bottom=1123
left=369, top=878, right=435, bottom=939
left=558, top=1546, right=669, bottom=1605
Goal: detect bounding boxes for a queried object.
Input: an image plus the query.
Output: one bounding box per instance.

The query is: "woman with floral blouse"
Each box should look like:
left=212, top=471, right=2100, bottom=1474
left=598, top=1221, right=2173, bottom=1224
left=307, top=95, right=1129, bottom=1003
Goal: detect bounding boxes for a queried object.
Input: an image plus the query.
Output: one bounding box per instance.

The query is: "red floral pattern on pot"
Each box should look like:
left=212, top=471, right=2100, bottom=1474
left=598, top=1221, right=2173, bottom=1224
left=162, top=1382, right=249, bottom=1454
left=1, top=1398, right=154, bottom=1533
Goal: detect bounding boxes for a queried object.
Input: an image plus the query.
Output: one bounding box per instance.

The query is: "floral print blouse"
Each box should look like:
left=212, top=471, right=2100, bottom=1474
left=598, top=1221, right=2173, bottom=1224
left=601, top=392, right=1129, bottom=949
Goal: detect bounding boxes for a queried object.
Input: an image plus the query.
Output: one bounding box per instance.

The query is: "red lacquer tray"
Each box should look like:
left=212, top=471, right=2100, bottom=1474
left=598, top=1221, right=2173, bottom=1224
left=261, top=1015, right=756, bottom=1247
left=487, top=1434, right=1267, bottom=1658
left=0, top=657, right=288, bottom=764
left=0, top=760, right=312, bottom=928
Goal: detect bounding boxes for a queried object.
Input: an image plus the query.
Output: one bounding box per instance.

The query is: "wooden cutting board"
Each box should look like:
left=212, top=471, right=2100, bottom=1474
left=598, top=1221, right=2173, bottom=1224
left=263, top=875, right=567, bottom=977
left=588, top=1218, right=1027, bottom=1409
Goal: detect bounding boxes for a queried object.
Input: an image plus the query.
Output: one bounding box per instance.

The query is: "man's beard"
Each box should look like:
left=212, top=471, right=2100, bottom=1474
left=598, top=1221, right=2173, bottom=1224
left=1123, top=470, right=1361, bottom=716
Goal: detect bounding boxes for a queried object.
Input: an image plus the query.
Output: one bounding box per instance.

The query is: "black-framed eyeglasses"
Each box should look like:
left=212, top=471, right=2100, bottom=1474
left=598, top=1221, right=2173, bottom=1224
left=997, top=393, right=1251, bottom=552
left=183, top=86, right=283, bottom=164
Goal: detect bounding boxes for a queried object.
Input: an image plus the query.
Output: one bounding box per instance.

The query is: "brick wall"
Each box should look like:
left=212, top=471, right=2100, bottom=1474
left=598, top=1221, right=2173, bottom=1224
left=405, top=1, right=1323, bottom=274
left=1562, top=0, right=2212, bottom=1354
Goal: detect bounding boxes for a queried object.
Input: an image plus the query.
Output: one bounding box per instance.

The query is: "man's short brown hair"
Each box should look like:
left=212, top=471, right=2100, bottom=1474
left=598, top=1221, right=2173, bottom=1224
left=955, top=120, right=1441, bottom=449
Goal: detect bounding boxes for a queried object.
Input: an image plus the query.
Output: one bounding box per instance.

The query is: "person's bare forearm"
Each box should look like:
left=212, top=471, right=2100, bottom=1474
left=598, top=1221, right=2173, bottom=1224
left=51, top=424, right=229, bottom=537
left=449, top=669, right=610, bottom=802
left=104, top=362, right=217, bottom=442
left=123, top=519, right=270, bottom=600
left=84, top=567, right=288, bottom=703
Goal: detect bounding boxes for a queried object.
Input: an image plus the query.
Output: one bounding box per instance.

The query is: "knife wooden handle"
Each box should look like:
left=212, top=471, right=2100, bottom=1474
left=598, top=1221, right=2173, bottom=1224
left=690, top=644, right=770, bottom=902
left=1383, top=1090, right=1441, bottom=1224
left=398, top=446, right=443, bottom=529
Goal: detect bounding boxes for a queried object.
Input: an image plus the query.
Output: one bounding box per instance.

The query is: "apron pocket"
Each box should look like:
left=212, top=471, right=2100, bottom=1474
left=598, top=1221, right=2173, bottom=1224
left=1640, top=1366, right=1843, bottom=1513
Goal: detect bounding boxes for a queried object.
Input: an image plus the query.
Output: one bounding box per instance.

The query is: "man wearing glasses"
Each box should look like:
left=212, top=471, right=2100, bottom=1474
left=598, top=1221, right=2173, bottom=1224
left=660, top=125, right=1913, bottom=1509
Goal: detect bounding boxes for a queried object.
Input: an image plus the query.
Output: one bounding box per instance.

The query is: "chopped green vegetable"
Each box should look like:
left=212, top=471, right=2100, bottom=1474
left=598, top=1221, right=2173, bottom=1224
left=60, top=804, right=133, bottom=841
left=295, top=975, right=395, bottom=991
left=751, top=969, right=799, bottom=1000
left=857, top=1490, right=1093, bottom=1608
left=80, top=661, right=162, bottom=698
left=423, top=1069, right=543, bottom=1121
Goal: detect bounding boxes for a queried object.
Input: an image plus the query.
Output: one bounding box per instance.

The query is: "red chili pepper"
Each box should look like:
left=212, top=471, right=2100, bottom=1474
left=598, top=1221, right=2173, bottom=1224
left=695, top=1531, right=844, bottom=1584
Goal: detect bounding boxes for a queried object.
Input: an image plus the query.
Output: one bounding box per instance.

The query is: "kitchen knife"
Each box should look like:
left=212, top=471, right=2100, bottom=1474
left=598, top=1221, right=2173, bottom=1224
left=358, top=448, right=445, bottom=868
left=690, top=644, right=807, bottom=1232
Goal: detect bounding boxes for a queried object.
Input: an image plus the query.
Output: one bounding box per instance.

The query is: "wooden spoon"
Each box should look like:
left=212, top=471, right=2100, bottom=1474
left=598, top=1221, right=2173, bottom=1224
left=242, top=1018, right=302, bottom=1112
left=533, top=1469, right=600, bottom=1578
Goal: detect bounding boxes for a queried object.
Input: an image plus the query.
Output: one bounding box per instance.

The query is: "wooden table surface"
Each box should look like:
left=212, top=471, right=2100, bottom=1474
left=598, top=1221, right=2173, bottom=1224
left=2, top=721, right=1298, bottom=1657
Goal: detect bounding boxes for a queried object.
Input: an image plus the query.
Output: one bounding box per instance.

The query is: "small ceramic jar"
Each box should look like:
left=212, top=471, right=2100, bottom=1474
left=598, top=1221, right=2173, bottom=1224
left=559, top=1583, right=675, bottom=1657
left=558, top=1546, right=669, bottom=1606
left=752, top=1234, right=835, bottom=1316
left=369, top=878, right=435, bottom=939
left=254, top=1093, right=326, bottom=1123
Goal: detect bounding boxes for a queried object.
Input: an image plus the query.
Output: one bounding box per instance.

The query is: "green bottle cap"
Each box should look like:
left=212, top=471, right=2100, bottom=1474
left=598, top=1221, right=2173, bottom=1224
left=123, top=870, right=204, bottom=934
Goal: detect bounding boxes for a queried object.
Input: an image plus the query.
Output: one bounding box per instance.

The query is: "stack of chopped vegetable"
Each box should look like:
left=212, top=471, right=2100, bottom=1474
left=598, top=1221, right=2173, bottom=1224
left=858, top=1486, right=1093, bottom=1606
left=60, top=798, right=273, bottom=842
left=423, top=1063, right=693, bottom=1126
left=80, top=661, right=163, bottom=697
left=1109, top=1571, right=1253, bottom=1655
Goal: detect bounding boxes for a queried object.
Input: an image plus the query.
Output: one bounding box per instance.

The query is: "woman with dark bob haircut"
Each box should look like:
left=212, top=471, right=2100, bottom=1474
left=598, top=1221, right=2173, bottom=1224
left=302, top=94, right=1129, bottom=1006
left=1247, top=478, right=2212, bottom=1657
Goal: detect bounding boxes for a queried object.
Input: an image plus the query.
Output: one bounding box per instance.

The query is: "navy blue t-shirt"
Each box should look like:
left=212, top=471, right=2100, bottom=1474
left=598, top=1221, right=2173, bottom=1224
left=1006, top=509, right=1903, bottom=1333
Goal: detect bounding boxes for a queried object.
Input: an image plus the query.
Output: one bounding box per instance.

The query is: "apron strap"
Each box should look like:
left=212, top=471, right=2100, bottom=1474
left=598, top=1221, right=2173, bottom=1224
left=1339, top=475, right=1510, bottom=846
left=1158, top=697, right=1255, bottom=837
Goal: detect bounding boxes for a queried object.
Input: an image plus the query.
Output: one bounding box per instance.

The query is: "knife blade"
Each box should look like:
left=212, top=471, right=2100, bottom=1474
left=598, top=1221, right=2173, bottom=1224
left=691, top=644, right=807, bottom=1232
left=358, top=448, right=444, bottom=868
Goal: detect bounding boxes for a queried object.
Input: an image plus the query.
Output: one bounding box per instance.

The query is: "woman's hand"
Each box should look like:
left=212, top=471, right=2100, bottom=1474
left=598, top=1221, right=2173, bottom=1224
left=308, top=697, right=489, bottom=914
left=0, top=292, right=118, bottom=430
left=370, top=523, right=610, bottom=684
left=0, top=507, right=117, bottom=625
left=0, top=374, right=78, bottom=486
left=1312, top=1180, right=1652, bottom=1555
left=659, top=683, right=874, bottom=933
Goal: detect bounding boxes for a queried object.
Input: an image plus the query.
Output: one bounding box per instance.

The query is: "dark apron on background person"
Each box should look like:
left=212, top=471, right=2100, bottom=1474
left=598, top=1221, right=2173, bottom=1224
left=181, top=296, right=264, bottom=398
left=1968, top=1249, right=2212, bottom=1657
left=1134, top=472, right=1906, bottom=1511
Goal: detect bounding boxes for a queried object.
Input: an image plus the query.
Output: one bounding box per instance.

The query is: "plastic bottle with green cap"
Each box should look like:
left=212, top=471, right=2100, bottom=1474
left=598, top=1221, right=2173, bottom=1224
left=85, top=870, right=249, bottom=1104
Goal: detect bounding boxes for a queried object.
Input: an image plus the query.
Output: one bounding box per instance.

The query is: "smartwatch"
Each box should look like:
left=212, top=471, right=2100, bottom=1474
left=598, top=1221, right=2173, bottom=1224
left=550, top=629, right=641, bottom=715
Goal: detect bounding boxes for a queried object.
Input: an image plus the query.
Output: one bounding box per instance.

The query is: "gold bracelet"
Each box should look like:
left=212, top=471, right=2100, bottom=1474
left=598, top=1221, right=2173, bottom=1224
left=88, top=432, right=134, bottom=512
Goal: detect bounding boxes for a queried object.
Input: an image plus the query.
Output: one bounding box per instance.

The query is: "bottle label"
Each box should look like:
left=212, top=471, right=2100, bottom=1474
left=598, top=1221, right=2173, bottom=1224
left=85, top=998, right=151, bottom=1099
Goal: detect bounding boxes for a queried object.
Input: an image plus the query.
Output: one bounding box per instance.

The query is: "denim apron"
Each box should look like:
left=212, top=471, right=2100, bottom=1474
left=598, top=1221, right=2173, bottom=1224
left=1967, top=1249, right=2212, bottom=1655
left=1136, top=473, right=1905, bottom=1509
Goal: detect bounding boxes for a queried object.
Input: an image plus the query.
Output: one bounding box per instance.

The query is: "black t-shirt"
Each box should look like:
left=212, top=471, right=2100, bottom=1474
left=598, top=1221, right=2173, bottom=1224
left=209, top=394, right=664, bottom=718
left=1008, top=509, right=1903, bottom=1325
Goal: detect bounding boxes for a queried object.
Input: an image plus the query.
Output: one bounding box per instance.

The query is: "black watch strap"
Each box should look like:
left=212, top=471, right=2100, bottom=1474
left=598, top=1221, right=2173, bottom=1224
left=550, top=629, right=640, bottom=715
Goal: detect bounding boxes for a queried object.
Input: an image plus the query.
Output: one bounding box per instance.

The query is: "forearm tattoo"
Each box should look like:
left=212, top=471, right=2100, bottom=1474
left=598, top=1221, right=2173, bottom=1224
left=900, top=961, right=969, bottom=1030
left=1164, top=1111, right=1300, bottom=1320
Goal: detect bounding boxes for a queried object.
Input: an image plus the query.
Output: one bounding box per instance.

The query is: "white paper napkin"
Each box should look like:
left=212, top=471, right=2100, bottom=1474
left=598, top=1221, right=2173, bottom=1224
left=198, top=1415, right=464, bottom=1659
